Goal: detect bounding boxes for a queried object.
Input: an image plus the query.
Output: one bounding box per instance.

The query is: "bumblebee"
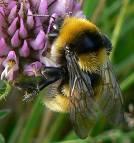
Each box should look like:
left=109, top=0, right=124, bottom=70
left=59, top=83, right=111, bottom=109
left=40, top=17, right=125, bottom=138
left=17, top=17, right=125, bottom=138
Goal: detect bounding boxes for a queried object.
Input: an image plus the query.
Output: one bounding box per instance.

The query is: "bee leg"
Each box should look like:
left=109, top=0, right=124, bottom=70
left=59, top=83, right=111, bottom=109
left=23, top=85, right=40, bottom=102
left=40, top=67, right=65, bottom=88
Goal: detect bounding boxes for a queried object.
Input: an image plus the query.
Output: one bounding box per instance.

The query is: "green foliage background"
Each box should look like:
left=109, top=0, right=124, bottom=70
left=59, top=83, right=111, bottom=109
left=0, top=0, right=134, bottom=143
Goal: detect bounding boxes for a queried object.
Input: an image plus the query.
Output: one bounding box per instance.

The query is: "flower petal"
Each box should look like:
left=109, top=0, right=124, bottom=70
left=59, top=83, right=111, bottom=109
left=49, top=0, right=66, bottom=16
left=34, top=17, right=43, bottom=34
left=30, top=0, right=40, bottom=11
left=26, top=8, right=34, bottom=30
left=19, top=18, right=28, bottom=39
left=30, top=30, right=46, bottom=50
left=7, top=1, right=17, bottom=11
left=11, top=29, right=21, bottom=47
left=19, top=40, right=30, bottom=57
left=0, top=38, right=10, bottom=56
left=66, top=0, right=75, bottom=12
left=3, top=51, right=18, bottom=65
left=0, top=7, right=7, bottom=38
left=24, top=61, right=42, bottom=76
left=8, top=17, right=18, bottom=36
left=38, top=0, right=48, bottom=22
left=8, top=5, right=17, bottom=24
left=1, top=51, right=19, bottom=81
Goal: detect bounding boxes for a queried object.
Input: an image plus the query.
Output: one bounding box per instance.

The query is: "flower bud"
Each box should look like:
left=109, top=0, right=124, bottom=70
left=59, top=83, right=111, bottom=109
left=11, top=29, right=21, bottom=47
left=8, top=5, right=17, bottom=24
left=0, top=38, right=10, bottom=56
left=19, top=18, right=28, bottom=39
left=0, top=7, right=7, bottom=38
left=19, top=40, right=30, bottom=57
left=26, top=9, right=34, bottom=30
left=8, top=17, right=18, bottom=36
left=30, top=30, right=46, bottom=50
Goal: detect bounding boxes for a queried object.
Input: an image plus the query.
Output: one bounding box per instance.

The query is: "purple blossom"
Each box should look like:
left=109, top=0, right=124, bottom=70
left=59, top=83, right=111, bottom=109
left=0, top=0, right=84, bottom=84
left=24, top=61, right=42, bottom=76
left=1, top=51, right=19, bottom=81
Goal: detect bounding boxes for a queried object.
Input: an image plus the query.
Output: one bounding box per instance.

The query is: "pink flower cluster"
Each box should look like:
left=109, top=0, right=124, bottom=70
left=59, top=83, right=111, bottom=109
left=0, top=0, right=84, bottom=82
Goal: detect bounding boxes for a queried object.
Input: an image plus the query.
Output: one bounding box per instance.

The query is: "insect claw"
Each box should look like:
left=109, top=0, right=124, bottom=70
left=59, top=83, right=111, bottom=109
left=23, top=90, right=38, bottom=102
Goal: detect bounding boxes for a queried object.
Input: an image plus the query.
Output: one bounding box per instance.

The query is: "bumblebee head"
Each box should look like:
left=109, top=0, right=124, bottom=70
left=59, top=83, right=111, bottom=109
left=49, top=17, right=112, bottom=72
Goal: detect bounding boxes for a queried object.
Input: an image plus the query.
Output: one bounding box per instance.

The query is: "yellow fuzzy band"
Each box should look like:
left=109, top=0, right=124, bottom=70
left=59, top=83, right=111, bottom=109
left=78, top=48, right=107, bottom=72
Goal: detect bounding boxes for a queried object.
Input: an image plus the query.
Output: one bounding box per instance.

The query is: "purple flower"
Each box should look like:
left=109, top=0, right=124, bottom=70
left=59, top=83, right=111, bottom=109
left=24, top=61, right=42, bottom=76
left=0, top=0, right=84, bottom=85
left=1, top=51, right=19, bottom=81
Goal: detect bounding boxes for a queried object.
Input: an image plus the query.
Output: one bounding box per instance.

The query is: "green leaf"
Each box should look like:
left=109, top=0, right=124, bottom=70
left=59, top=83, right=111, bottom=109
left=0, top=109, right=10, bottom=119
left=0, top=80, right=11, bottom=100
left=0, top=134, right=5, bottom=143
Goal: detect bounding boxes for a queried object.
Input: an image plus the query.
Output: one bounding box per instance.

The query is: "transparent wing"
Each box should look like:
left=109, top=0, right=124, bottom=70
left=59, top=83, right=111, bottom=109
left=66, top=51, right=101, bottom=138
left=98, top=58, right=125, bottom=125
left=66, top=50, right=125, bottom=138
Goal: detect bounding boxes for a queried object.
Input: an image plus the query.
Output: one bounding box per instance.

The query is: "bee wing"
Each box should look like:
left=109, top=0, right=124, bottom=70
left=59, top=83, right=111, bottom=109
left=69, top=75, right=100, bottom=139
left=98, top=58, right=125, bottom=124
left=66, top=52, right=101, bottom=138
left=66, top=50, right=125, bottom=138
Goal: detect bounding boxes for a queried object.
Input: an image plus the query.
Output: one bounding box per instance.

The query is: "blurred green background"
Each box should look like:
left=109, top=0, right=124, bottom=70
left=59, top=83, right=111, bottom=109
left=0, top=0, right=134, bottom=143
